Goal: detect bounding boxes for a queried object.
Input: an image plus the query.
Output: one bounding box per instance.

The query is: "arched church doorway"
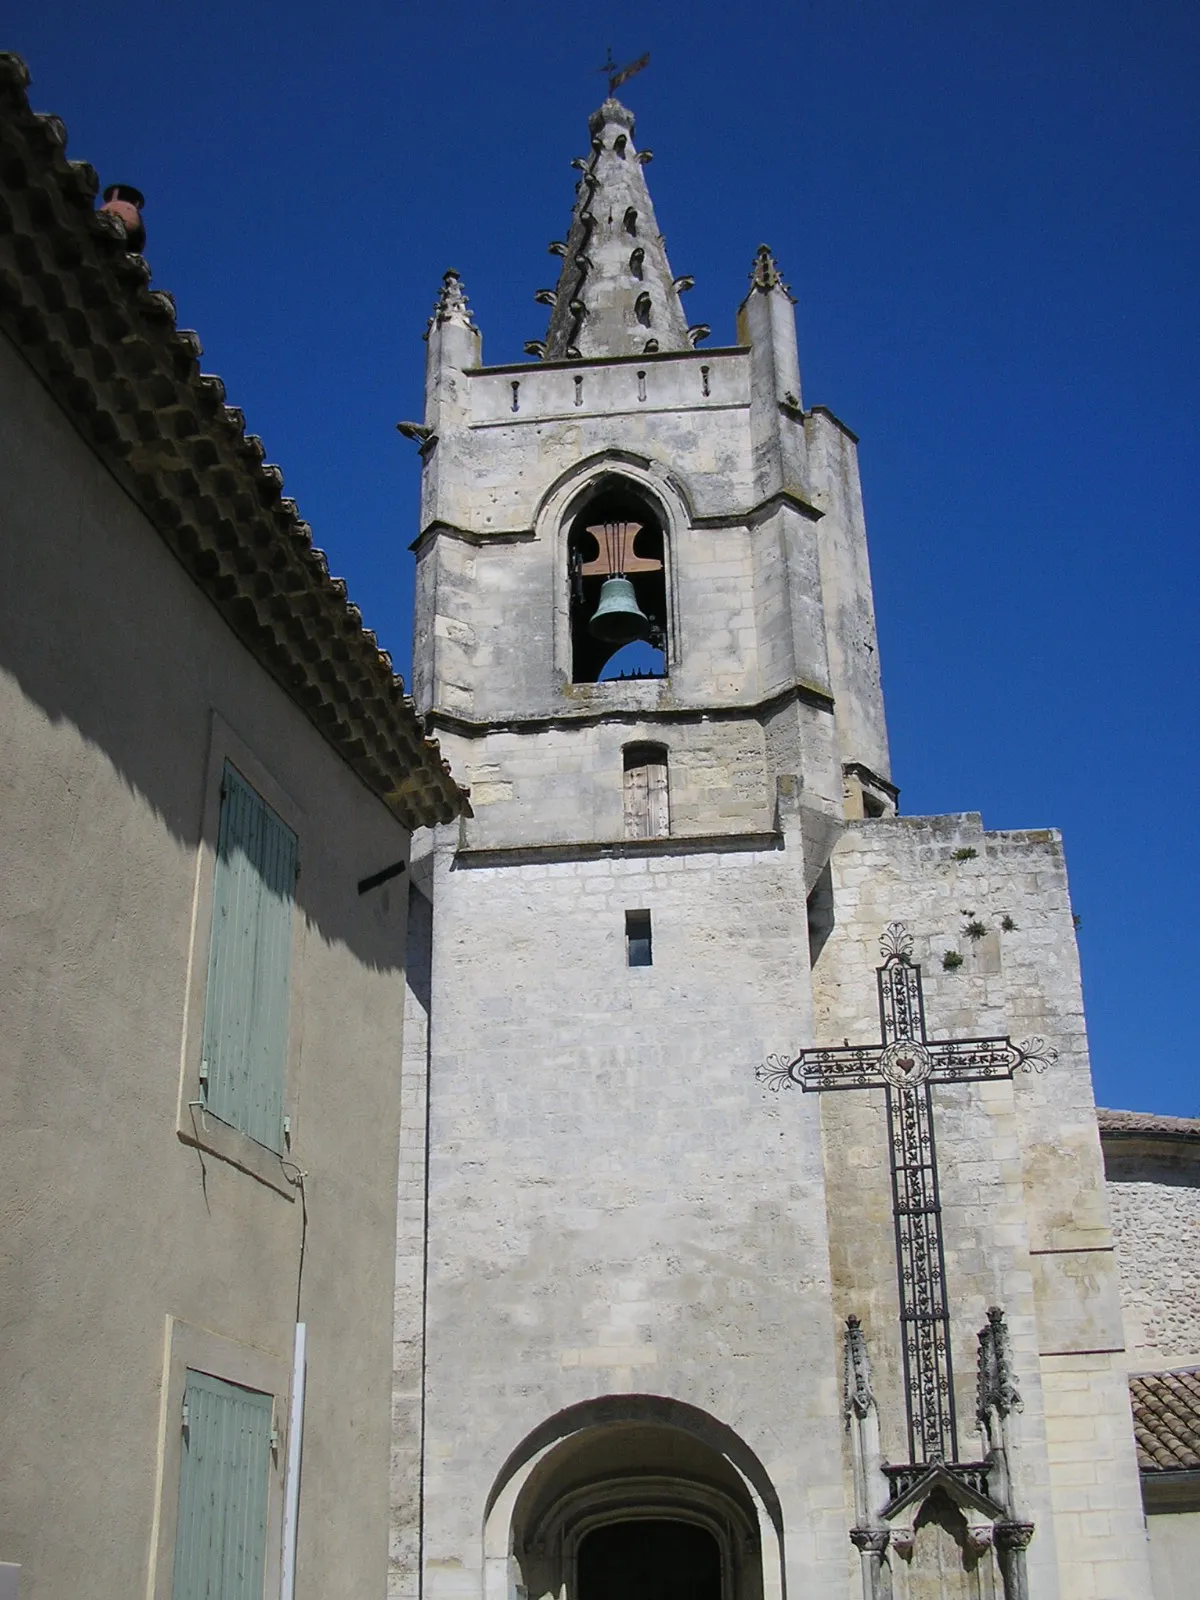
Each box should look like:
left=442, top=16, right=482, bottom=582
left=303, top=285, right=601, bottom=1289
left=498, top=1416, right=768, bottom=1600
left=578, top=1518, right=722, bottom=1600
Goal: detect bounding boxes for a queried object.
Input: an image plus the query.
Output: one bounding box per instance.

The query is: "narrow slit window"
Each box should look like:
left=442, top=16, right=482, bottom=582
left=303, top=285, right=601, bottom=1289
left=626, top=910, right=652, bottom=968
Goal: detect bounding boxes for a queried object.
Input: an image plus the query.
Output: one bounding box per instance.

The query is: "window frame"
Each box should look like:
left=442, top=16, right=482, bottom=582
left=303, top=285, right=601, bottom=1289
left=540, top=461, right=686, bottom=693
left=148, top=1317, right=288, bottom=1600
left=626, top=909, right=653, bottom=968
left=177, top=714, right=307, bottom=1198
left=622, top=742, right=670, bottom=840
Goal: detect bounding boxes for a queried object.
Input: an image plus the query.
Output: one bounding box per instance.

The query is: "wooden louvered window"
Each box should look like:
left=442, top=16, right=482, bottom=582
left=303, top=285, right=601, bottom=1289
left=623, top=744, right=670, bottom=840
left=172, top=1370, right=273, bottom=1600
left=200, top=762, right=297, bottom=1152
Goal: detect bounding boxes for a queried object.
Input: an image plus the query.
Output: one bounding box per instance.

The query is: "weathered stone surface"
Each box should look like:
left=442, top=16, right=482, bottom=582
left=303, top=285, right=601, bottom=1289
left=394, top=93, right=1162, bottom=1600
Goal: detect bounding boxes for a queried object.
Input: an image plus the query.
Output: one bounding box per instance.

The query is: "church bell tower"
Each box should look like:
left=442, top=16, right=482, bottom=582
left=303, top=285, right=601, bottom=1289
left=394, top=95, right=1151, bottom=1600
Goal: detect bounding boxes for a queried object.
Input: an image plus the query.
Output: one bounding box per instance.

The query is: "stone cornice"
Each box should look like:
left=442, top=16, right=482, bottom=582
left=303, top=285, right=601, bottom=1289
left=425, top=676, right=836, bottom=738
left=454, top=830, right=783, bottom=870
left=692, top=486, right=823, bottom=527
left=466, top=344, right=750, bottom=378
left=0, top=53, right=467, bottom=830
left=409, top=520, right=538, bottom=555
left=806, top=404, right=860, bottom=444
left=412, top=484, right=825, bottom=552
left=843, top=760, right=900, bottom=802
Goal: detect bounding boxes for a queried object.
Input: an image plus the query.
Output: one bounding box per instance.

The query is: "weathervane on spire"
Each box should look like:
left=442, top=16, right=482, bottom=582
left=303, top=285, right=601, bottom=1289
left=598, top=47, right=650, bottom=97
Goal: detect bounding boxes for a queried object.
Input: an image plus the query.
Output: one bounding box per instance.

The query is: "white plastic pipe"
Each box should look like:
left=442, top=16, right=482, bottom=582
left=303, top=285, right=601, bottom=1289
left=280, top=1322, right=307, bottom=1600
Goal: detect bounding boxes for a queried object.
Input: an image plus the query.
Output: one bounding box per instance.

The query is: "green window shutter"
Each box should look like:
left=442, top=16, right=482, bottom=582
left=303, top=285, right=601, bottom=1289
left=172, top=1370, right=273, bottom=1600
left=201, top=762, right=297, bottom=1151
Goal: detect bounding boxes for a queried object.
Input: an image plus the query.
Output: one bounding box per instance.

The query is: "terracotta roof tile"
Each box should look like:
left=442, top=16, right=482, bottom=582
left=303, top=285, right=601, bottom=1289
left=1130, top=1369, right=1200, bottom=1473
left=1098, top=1109, right=1200, bottom=1138
left=0, top=53, right=468, bottom=830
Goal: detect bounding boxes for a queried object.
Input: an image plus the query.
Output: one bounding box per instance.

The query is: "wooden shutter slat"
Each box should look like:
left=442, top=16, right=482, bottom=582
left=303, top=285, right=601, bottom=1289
left=172, top=1370, right=272, bottom=1600
left=201, top=763, right=296, bottom=1151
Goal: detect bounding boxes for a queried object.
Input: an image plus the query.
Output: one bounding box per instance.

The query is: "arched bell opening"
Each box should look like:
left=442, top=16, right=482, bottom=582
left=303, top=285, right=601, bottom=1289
left=506, top=1421, right=765, bottom=1600
left=567, top=482, right=668, bottom=684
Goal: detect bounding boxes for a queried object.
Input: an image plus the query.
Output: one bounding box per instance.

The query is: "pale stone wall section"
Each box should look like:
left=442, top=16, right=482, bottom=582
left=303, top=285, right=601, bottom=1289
left=391, top=886, right=434, bottom=1600
left=410, top=822, right=853, bottom=1600
left=1147, top=1511, right=1200, bottom=1599
left=818, top=813, right=1154, bottom=1600
left=1040, top=1356, right=1152, bottom=1600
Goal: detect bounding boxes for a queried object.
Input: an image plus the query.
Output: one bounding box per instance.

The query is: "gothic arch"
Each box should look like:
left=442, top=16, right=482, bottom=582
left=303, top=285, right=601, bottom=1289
left=483, top=1396, right=785, bottom=1600
left=533, top=454, right=692, bottom=685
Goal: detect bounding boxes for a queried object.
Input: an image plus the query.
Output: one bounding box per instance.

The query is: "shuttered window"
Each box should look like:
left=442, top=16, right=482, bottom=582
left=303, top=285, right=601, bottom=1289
left=623, top=744, right=670, bottom=840
left=201, top=762, right=297, bottom=1152
left=172, top=1370, right=273, bottom=1600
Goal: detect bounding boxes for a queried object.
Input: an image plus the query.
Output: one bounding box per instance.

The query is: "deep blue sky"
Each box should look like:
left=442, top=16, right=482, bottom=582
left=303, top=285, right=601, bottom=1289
left=10, top=2, right=1198, bottom=1113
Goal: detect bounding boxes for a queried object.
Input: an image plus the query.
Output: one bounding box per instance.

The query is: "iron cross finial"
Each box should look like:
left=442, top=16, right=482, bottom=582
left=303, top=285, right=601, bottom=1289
left=598, top=48, right=650, bottom=97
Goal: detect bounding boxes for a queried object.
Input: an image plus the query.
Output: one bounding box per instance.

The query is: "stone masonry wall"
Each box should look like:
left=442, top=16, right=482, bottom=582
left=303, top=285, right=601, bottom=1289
left=816, top=812, right=1153, bottom=1600
left=410, top=823, right=855, bottom=1600
left=1106, top=1159, right=1200, bottom=1368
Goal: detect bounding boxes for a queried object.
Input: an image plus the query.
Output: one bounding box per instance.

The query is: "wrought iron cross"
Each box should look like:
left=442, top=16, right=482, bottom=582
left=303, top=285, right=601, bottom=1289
left=758, top=922, right=1056, bottom=1467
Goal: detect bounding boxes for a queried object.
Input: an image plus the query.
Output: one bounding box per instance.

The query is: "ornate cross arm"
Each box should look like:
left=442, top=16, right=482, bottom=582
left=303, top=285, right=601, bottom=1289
left=757, top=1034, right=1056, bottom=1094
left=926, top=1036, right=1058, bottom=1083
left=757, top=1045, right=884, bottom=1092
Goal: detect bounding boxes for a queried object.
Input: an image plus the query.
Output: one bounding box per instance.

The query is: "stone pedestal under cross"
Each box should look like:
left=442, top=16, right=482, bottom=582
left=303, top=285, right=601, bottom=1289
left=757, top=921, right=1056, bottom=1468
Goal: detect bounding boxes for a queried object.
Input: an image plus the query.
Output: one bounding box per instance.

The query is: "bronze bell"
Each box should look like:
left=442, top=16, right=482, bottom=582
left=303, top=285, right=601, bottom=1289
left=584, top=520, right=654, bottom=644
left=588, top=576, right=651, bottom=644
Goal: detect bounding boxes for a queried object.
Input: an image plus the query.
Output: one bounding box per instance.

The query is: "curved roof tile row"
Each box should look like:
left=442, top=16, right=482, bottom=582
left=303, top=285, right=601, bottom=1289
left=0, top=52, right=467, bottom=830
left=1130, top=1368, right=1200, bottom=1474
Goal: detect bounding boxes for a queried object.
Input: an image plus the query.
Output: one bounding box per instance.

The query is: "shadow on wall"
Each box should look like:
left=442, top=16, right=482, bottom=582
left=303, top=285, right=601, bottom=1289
left=0, top=366, right=410, bottom=975
left=486, top=1394, right=784, bottom=1538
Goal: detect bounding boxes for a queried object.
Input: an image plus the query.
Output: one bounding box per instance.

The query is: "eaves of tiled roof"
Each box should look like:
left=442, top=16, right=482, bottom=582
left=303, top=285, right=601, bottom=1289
left=1098, top=1108, right=1200, bottom=1149
left=0, top=53, right=467, bottom=831
left=1130, top=1368, right=1200, bottom=1474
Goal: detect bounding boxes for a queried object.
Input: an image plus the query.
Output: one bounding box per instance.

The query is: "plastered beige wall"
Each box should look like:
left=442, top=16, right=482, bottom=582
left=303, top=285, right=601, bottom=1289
left=0, top=332, right=411, bottom=1599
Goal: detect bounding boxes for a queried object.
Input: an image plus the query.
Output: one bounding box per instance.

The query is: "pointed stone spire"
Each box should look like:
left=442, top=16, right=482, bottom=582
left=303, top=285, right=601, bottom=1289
left=540, top=99, right=697, bottom=361
left=737, top=243, right=803, bottom=412
left=747, top=243, right=793, bottom=298
left=426, top=269, right=477, bottom=336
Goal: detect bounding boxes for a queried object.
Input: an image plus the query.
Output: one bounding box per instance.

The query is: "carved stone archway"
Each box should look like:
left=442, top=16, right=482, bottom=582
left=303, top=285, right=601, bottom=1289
left=483, top=1399, right=783, bottom=1600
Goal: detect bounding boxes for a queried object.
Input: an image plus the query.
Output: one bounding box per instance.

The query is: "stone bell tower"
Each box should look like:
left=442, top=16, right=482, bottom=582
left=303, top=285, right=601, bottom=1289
left=392, top=96, right=1152, bottom=1600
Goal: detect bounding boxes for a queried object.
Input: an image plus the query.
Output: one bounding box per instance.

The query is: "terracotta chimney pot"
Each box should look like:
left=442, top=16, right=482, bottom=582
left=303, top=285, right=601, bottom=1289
left=99, top=183, right=146, bottom=251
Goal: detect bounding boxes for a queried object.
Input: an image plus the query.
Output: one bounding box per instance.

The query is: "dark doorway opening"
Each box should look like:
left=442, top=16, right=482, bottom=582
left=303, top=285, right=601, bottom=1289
left=577, top=1519, right=722, bottom=1600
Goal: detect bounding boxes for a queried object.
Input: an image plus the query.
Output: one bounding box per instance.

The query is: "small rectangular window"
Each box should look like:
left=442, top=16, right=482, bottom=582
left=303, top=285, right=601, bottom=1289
left=626, top=909, right=652, bottom=967
left=201, top=762, right=297, bottom=1151
left=173, top=1370, right=273, bottom=1600
left=623, top=744, right=670, bottom=840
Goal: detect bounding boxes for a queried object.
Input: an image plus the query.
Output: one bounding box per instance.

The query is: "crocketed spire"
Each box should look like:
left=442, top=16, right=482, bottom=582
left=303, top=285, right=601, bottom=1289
left=426, top=269, right=476, bottom=335
left=746, top=243, right=794, bottom=300
left=536, top=99, right=702, bottom=361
